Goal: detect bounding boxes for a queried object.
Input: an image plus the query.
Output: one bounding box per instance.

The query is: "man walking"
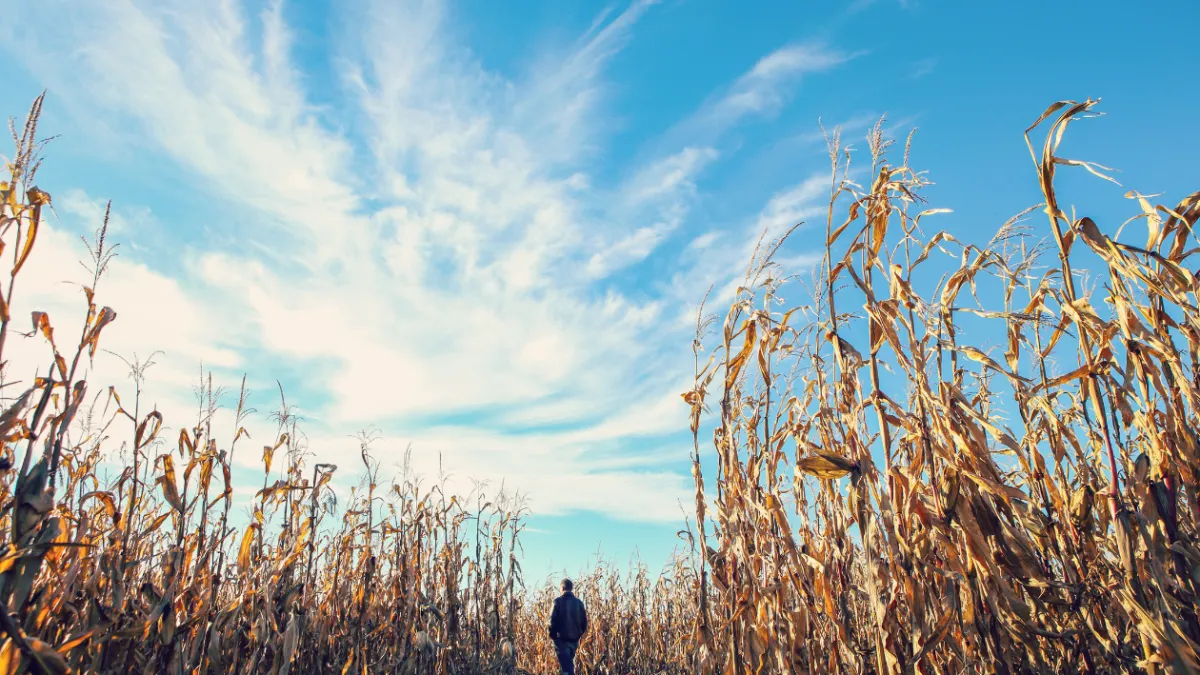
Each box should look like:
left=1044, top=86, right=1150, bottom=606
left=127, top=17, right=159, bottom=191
left=548, top=578, right=588, bottom=675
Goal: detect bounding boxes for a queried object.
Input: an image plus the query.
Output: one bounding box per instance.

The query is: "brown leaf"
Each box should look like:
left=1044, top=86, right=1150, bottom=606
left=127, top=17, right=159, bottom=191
left=158, top=455, right=184, bottom=513
left=136, top=411, right=163, bottom=449
left=30, top=311, right=53, bottom=343
left=84, top=306, right=117, bottom=358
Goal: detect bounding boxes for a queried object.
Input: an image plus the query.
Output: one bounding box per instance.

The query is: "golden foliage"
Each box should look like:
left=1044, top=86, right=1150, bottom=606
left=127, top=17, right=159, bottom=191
left=1, top=91, right=1198, bottom=675
left=681, top=100, right=1200, bottom=674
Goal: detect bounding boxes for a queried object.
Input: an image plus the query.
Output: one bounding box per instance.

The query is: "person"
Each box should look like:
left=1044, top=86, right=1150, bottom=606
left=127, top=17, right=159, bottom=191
left=548, top=578, right=588, bottom=675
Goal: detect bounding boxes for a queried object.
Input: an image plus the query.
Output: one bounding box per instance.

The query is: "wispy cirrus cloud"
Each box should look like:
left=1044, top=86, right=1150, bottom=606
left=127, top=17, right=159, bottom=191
left=910, top=57, right=938, bottom=80
left=662, top=42, right=856, bottom=150
left=0, top=0, right=852, bottom=528
left=4, top=0, right=363, bottom=264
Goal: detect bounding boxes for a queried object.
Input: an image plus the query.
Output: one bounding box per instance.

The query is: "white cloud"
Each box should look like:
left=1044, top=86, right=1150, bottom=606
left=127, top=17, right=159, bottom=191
left=717, top=44, right=848, bottom=119
left=586, top=146, right=720, bottom=278
left=0, top=0, right=844, bottom=526
left=910, top=57, right=938, bottom=80
left=754, top=174, right=830, bottom=244
left=663, top=43, right=853, bottom=149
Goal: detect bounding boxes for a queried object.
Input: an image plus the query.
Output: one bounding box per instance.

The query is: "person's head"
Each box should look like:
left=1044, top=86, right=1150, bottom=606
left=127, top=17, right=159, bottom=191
left=561, top=578, right=573, bottom=593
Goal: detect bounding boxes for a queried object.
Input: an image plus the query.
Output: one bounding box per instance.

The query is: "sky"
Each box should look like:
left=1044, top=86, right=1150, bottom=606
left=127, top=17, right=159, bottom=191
left=0, top=0, right=1196, bottom=583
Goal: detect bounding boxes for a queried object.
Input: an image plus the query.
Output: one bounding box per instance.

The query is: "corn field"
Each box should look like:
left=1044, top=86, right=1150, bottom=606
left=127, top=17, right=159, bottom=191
left=681, top=99, right=1200, bottom=674
left=0, top=94, right=700, bottom=675
left=0, top=92, right=1197, bottom=674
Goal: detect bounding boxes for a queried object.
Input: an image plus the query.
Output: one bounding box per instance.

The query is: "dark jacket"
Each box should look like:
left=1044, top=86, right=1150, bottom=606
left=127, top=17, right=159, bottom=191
left=548, top=591, right=588, bottom=642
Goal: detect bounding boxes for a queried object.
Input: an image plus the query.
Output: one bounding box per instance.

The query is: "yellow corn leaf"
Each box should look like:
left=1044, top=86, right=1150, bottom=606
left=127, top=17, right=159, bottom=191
left=238, top=524, right=258, bottom=572
left=12, top=203, right=41, bottom=276
left=957, top=346, right=1031, bottom=385
left=0, top=638, right=16, bottom=675
left=1031, top=362, right=1107, bottom=393
left=55, top=630, right=95, bottom=654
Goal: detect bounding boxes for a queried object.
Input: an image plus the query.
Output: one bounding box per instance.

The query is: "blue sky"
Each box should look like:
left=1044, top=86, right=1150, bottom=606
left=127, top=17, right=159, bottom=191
left=0, top=0, right=1196, bottom=583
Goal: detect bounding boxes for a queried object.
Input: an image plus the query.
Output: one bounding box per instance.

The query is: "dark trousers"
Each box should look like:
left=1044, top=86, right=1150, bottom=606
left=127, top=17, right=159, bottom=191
left=554, top=638, right=578, bottom=675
